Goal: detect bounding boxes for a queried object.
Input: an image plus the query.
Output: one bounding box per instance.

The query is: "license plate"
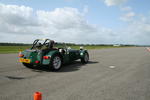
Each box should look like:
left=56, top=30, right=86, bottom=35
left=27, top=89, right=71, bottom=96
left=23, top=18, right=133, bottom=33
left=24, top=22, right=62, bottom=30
left=19, top=58, right=31, bottom=63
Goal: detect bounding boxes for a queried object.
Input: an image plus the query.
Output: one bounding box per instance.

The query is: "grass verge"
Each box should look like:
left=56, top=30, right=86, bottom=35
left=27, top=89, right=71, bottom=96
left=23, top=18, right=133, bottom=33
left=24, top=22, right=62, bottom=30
left=0, top=45, right=128, bottom=54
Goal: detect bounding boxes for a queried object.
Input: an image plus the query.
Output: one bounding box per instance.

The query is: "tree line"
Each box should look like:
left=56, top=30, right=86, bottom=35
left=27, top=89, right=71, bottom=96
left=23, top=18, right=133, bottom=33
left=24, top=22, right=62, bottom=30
left=0, top=43, right=32, bottom=46
left=0, top=42, right=137, bottom=47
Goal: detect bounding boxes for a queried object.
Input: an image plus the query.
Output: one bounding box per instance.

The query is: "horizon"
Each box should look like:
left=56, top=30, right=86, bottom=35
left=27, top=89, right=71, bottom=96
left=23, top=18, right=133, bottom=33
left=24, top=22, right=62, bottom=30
left=0, top=42, right=149, bottom=46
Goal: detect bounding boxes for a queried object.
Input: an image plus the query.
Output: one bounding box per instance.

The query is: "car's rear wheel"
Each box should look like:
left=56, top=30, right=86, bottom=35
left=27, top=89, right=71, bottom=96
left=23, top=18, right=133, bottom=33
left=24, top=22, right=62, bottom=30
left=50, top=55, right=62, bottom=71
left=22, top=63, right=33, bottom=68
left=81, top=52, right=89, bottom=64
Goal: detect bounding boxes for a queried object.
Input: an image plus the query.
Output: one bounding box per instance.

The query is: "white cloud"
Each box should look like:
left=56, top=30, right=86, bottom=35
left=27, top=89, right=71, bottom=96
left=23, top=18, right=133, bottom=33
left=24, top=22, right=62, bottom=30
left=104, top=0, right=127, bottom=6
left=120, top=12, right=135, bottom=21
left=0, top=4, right=37, bottom=26
left=118, top=5, right=150, bottom=45
left=125, top=12, right=135, bottom=17
left=121, top=6, right=132, bottom=11
left=0, top=3, right=150, bottom=45
left=0, top=3, right=40, bottom=36
left=118, top=14, right=150, bottom=45
left=35, top=7, right=101, bottom=43
left=0, top=4, right=104, bottom=43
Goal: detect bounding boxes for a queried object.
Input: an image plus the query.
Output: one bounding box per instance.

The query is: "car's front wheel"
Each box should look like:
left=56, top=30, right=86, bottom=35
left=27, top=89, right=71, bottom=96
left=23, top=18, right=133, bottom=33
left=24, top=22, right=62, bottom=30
left=50, top=55, right=62, bottom=71
left=81, top=52, right=89, bottom=64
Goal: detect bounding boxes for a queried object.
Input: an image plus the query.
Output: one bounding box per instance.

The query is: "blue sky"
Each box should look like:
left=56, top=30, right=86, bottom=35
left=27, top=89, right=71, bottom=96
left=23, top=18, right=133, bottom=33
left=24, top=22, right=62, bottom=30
left=0, top=0, right=150, bottom=45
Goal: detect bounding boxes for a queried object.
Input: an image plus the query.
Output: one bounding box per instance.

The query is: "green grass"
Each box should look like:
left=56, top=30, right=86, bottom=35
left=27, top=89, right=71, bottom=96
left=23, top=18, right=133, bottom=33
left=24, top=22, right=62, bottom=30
left=0, top=46, right=31, bottom=54
left=69, top=45, right=123, bottom=49
left=0, top=45, right=128, bottom=54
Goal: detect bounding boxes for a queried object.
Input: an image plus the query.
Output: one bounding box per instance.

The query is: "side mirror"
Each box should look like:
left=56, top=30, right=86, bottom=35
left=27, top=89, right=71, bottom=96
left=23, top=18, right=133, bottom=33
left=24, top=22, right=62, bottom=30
left=59, top=48, right=66, bottom=54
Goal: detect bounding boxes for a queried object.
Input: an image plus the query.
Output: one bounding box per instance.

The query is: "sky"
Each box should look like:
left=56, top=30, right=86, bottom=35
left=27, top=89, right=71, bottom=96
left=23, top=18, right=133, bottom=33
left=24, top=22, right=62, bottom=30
left=0, top=0, right=150, bottom=45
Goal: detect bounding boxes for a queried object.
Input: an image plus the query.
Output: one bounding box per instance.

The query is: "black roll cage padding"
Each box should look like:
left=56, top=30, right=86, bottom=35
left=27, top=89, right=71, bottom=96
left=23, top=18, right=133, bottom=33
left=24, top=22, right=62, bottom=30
left=31, top=39, right=39, bottom=49
left=31, top=39, right=51, bottom=49
left=43, top=39, right=51, bottom=45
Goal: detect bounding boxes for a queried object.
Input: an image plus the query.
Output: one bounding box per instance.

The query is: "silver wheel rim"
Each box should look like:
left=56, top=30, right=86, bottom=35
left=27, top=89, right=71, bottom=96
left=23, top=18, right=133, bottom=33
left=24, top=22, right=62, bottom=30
left=84, top=53, right=89, bottom=62
left=53, top=56, right=61, bottom=69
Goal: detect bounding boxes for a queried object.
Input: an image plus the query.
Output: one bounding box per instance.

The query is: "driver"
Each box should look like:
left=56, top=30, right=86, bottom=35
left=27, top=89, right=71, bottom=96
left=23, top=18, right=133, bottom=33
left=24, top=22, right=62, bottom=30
left=50, top=40, right=55, bottom=49
left=50, top=40, right=58, bottom=50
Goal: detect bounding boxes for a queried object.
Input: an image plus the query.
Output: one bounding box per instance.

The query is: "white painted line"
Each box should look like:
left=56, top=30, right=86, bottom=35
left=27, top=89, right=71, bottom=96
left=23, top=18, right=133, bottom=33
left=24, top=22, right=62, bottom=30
left=109, top=66, right=116, bottom=69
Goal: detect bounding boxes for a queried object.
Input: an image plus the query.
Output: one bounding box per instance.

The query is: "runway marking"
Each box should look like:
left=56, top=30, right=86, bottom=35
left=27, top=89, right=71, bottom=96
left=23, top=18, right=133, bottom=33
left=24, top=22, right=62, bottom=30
left=146, top=47, right=150, bottom=52
left=109, top=66, right=116, bottom=69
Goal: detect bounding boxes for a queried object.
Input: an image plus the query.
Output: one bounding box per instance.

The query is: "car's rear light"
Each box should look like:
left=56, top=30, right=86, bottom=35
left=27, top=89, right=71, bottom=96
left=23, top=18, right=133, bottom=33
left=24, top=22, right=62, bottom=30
left=43, top=56, right=50, bottom=59
left=19, top=54, right=24, bottom=57
left=35, top=60, right=40, bottom=64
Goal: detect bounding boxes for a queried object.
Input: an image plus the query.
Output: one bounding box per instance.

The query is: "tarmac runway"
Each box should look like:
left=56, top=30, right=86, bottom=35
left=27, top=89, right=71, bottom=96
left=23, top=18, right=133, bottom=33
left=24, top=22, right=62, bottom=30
left=0, top=47, right=150, bottom=100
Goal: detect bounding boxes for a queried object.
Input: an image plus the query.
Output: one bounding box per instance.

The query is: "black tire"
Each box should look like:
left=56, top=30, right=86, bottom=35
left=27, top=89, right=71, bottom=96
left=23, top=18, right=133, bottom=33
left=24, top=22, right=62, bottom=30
left=22, top=63, right=33, bottom=68
left=49, top=55, right=62, bottom=71
left=81, top=52, right=89, bottom=64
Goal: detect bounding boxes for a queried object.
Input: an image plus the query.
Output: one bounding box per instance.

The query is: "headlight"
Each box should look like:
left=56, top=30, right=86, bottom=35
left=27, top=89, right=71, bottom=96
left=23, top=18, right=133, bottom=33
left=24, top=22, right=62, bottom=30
left=80, top=53, right=83, bottom=55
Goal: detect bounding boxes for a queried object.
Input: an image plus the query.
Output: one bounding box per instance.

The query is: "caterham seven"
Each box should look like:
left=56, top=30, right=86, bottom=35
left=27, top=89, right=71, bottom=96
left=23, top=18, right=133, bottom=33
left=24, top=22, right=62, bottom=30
left=19, top=39, right=89, bottom=71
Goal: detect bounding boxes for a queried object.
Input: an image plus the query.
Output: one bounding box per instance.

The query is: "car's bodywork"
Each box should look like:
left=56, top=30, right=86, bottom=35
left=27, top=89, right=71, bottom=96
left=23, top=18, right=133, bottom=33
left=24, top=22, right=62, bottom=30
left=19, top=39, right=89, bottom=71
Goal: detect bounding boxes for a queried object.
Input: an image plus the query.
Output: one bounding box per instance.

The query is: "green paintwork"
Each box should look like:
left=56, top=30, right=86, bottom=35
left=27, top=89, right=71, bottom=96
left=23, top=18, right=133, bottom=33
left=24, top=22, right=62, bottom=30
left=22, top=50, right=39, bottom=63
left=21, top=49, right=88, bottom=65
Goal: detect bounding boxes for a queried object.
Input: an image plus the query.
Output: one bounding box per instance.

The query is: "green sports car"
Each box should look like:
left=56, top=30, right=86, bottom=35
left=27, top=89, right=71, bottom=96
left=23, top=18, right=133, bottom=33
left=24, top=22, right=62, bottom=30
left=19, top=39, right=89, bottom=71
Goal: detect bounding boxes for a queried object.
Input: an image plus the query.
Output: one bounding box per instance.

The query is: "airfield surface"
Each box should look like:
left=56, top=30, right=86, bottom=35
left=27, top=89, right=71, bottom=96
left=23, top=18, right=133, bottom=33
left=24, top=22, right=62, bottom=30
left=0, top=47, right=150, bottom=100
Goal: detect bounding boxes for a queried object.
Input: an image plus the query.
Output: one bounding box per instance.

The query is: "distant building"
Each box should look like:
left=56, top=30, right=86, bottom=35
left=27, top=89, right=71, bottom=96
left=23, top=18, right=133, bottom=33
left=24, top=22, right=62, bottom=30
left=113, top=44, right=121, bottom=47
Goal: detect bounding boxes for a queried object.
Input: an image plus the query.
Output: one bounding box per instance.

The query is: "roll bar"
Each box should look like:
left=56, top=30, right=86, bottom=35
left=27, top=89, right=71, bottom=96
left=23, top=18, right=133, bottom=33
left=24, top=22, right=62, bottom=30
left=31, top=39, right=52, bottom=49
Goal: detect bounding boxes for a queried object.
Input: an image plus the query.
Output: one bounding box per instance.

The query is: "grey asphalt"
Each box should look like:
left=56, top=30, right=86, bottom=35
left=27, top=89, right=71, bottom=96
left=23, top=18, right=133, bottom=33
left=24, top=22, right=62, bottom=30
left=0, top=47, right=150, bottom=100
